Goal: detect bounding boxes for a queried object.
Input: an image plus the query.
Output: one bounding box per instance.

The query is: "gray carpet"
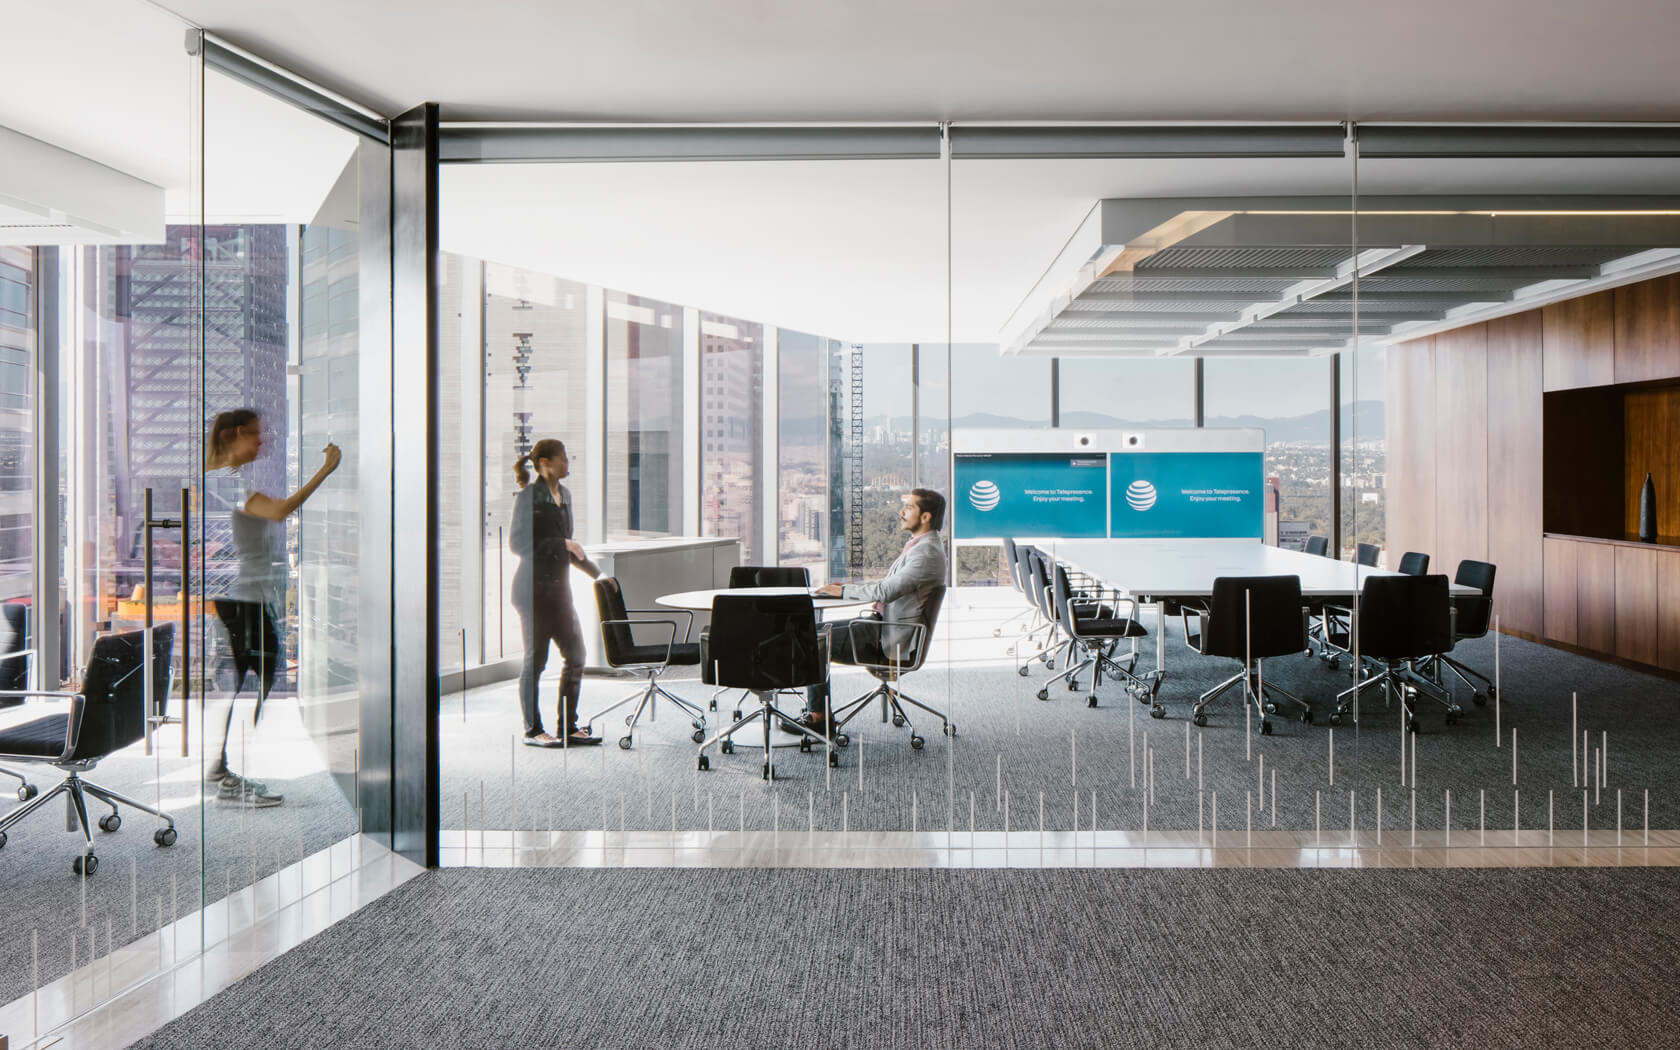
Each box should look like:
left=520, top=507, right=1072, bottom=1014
left=0, top=697, right=357, bottom=1005
left=131, top=866, right=1680, bottom=1049
left=442, top=617, right=1680, bottom=837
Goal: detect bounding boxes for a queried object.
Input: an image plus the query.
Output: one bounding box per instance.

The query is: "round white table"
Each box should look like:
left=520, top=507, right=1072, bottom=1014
left=655, top=586, right=870, bottom=613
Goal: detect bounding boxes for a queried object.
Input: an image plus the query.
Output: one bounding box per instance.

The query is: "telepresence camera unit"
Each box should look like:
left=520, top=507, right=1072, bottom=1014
left=1077, top=434, right=1093, bottom=447
left=1124, top=433, right=1144, bottom=448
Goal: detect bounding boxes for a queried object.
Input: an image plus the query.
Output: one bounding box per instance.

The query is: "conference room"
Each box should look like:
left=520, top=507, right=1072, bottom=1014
left=5, top=7, right=1680, bottom=1042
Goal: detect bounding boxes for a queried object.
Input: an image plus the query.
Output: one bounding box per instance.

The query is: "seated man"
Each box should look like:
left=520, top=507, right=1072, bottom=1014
left=794, top=488, right=946, bottom=734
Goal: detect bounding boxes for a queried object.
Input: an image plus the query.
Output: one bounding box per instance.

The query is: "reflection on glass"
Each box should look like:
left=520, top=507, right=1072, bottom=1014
left=1204, top=356, right=1334, bottom=548
left=606, top=292, right=682, bottom=539
left=699, top=312, right=763, bottom=561
left=1057, top=357, right=1192, bottom=428
left=777, top=329, right=827, bottom=583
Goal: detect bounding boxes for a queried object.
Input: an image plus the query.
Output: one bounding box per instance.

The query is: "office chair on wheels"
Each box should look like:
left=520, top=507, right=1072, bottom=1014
left=696, top=592, right=837, bottom=780
left=1329, top=574, right=1457, bottom=731
left=0, top=602, right=41, bottom=803
left=829, top=585, right=949, bottom=749
left=1183, top=575, right=1311, bottom=734
left=1047, top=564, right=1156, bottom=714
left=708, top=565, right=811, bottom=715
left=1417, top=560, right=1498, bottom=705
left=993, top=538, right=1046, bottom=641
left=589, top=577, right=703, bottom=749
left=0, top=626, right=179, bottom=876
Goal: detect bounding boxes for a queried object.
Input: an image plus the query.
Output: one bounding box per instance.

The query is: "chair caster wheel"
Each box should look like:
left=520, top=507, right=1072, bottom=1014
left=1300, top=710, right=1313, bottom=725
left=1067, top=680, right=1080, bottom=692
left=762, top=763, right=773, bottom=781
left=836, top=733, right=850, bottom=747
left=1150, top=704, right=1166, bottom=719
left=1263, top=701, right=1278, bottom=715
left=721, top=741, right=735, bottom=755
left=709, top=699, right=718, bottom=711
left=799, top=739, right=812, bottom=753
left=691, top=728, right=705, bottom=743
left=1193, top=712, right=1208, bottom=727
left=891, top=715, right=905, bottom=728
left=731, top=710, right=742, bottom=722
left=0, top=830, right=7, bottom=849
left=1017, top=666, right=1030, bottom=677
left=942, top=723, right=955, bottom=736
left=828, top=751, right=839, bottom=768
left=1487, top=685, right=1498, bottom=701
left=1036, top=689, right=1049, bottom=701
left=1260, top=720, right=1273, bottom=736
left=1328, top=712, right=1343, bottom=726
left=1086, top=695, right=1098, bottom=708
left=697, top=755, right=710, bottom=771
left=910, top=735, right=924, bottom=751
left=1406, top=717, right=1419, bottom=734
left=155, top=827, right=177, bottom=847
left=73, top=853, right=97, bottom=877
left=17, top=784, right=36, bottom=801
left=98, top=813, right=121, bottom=833
left=1472, top=692, right=1488, bottom=707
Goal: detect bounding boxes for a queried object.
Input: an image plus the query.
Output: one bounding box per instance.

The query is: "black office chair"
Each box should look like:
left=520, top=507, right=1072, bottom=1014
left=1355, top=543, right=1380, bottom=567
left=0, top=602, right=40, bottom=802
left=1330, top=574, right=1457, bottom=731
left=1419, top=560, right=1498, bottom=705
left=589, top=576, right=703, bottom=750
left=709, top=566, right=811, bottom=713
left=697, top=592, right=836, bottom=779
left=1304, top=535, right=1330, bottom=557
left=993, top=538, right=1044, bottom=640
left=1182, top=575, right=1311, bottom=734
left=0, top=626, right=179, bottom=876
left=830, top=585, right=950, bottom=748
left=1047, top=563, right=1157, bottom=715
left=1397, top=551, right=1430, bottom=576
left=1011, top=547, right=1065, bottom=671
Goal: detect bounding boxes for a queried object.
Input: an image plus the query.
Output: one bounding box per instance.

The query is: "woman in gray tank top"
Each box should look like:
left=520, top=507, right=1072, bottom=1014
left=203, top=409, right=341, bottom=807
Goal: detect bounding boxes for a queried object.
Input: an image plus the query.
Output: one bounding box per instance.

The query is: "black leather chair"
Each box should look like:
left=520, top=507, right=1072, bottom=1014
left=1046, top=563, right=1156, bottom=714
left=0, top=626, right=179, bottom=876
left=830, top=584, right=950, bottom=748
left=1304, top=535, right=1330, bottom=557
left=697, top=592, right=836, bottom=779
left=590, top=576, right=703, bottom=750
left=1355, top=543, right=1380, bottom=567
left=993, top=538, right=1044, bottom=640
left=0, top=602, right=39, bottom=802
left=1011, top=547, right=1065, bottom=672
left=709, top=566, right=811, bottom=713
left=1397, top=551, right=1430, bottom=576
left=1419, top=560, right=1498, bottom=705
left=1182, top=575, right=1311, bottom=733
left=1330, top=574, right=1457, bottom=731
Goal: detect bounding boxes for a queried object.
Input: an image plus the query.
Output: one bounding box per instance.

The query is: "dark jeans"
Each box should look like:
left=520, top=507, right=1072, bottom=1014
left=807, top=617, right=884, bottom=720
left=517, top=584, right=586, bottom=737
left=212, top=599, right=280, bottom=767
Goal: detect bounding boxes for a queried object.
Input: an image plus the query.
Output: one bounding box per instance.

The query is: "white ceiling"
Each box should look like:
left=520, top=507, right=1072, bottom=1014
left=156, top=0, right=1680, bottom=124
left=7, top=0, right=1680, bottom=342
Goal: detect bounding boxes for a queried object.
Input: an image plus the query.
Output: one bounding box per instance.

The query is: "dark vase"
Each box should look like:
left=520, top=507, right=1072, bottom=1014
left=1639, top=472, right=1657, bottom=542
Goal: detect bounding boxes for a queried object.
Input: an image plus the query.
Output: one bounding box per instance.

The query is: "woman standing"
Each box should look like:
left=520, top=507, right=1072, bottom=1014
left=511, top=439, right=601, bottom=747
left=204, top=408, right=341, bottom=806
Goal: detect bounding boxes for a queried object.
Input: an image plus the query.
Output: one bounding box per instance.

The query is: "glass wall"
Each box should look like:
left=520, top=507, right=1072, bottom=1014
left=606, top=291, right=683, bottom=539
left=1205, top=356, right=1334, bottom=545
left=1059, top=357, right=1194, bottom=428
left=0, top=248, right=33, bottom=610
left=699, top=312, right=763, bottom=562
left=777, top=328, right=829, bottom=582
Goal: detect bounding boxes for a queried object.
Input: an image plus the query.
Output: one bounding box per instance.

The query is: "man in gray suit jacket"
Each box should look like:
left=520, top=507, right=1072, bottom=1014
left=798, top=488, right=947, bottom=731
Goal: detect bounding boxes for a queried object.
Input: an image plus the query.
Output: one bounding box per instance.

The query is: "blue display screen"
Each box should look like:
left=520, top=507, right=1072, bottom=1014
left=953, top=452, right=1109, bottom=539
left=1109, top=451, right=1263, bottom=538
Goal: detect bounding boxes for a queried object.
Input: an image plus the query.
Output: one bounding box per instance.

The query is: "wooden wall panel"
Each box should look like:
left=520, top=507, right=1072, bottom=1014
left=1542, top=290, right=1615, bottom=392
left=1433, top=323, right=1489, bottom=574
left=1614, top=545, right=1660, bottom=664
left=1485, top=310, right=1545, bottom=637
left=1386, top=338, right=1435, bottom=567
left=1659, top=551, right=1680, bottom=672
left=1623, top=388, right=1679, bottom=538
left=1576, top=540, right=1617, bottom=654
left=1614, top=273, right=1680, bottom=385
left=1543, top=537, right=1578, bottom=644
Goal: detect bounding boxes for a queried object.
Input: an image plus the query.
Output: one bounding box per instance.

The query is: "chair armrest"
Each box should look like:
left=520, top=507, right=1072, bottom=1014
left=0, top=648, right=36, bottom=663
left=0, top=689, right=86, bottom=760
left=1177, top=603, right=1210, bottom=654
left=599, top=618, right=681, bottom=666
left=844, top=619, right=928, bottom=672
left=623, top=607, right=695, bottom=644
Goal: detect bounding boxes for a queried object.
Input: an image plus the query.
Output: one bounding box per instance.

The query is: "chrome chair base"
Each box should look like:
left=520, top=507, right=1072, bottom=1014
left=0, top=771, right=177, bottom=872
left=589, top=674, right=707, bottom=749
left=830, top=680, right=952, bottom=749
left=1192, top=664, right=1310, bottom=734
left=1333, top=661, right=1460, bottom=731
left=695, top=691, right=837, bottom=780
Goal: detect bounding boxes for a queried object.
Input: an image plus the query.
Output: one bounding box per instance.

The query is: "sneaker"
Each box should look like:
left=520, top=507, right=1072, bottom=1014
left=205, top=761, right=232, bottom=785
left=219, top=774, right=284, bottom=807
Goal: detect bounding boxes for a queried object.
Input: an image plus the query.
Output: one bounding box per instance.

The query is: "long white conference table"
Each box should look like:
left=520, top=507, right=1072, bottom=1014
left=1033, top=539, right=1478, bottom=693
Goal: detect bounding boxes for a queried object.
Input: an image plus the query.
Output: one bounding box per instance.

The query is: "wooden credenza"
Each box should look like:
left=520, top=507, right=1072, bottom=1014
left=1542, top=534, right=1680, bottom=672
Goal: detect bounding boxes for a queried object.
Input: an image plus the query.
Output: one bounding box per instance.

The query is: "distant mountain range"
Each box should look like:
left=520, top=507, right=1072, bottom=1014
left=778, top=401, right=1384, bottom=443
